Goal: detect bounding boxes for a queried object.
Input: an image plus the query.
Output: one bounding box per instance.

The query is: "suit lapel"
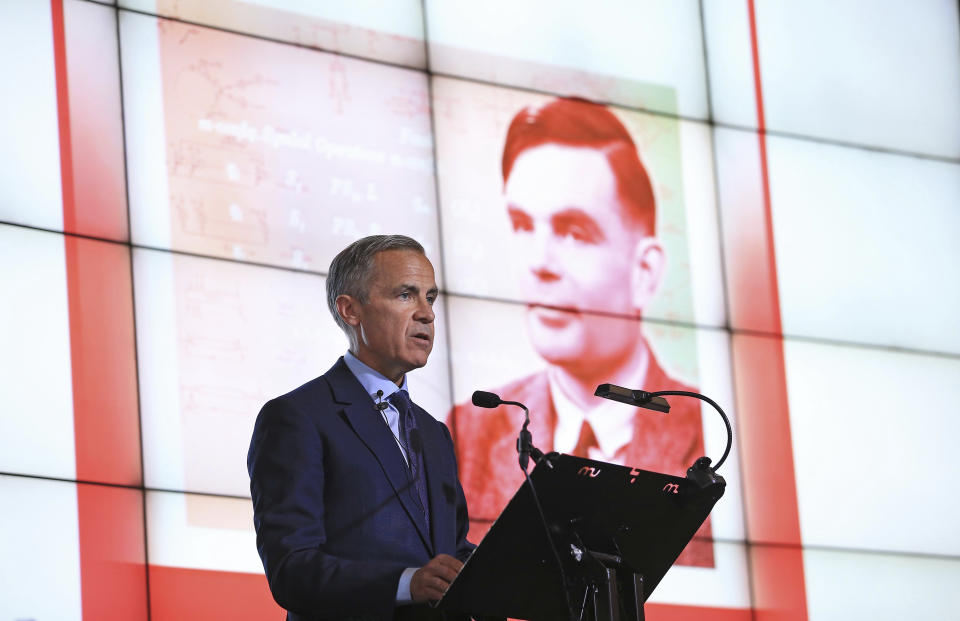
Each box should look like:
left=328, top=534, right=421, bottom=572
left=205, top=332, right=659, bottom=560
left=325, top=359, right=432, bottom=554
left=411, top=404, right=447, bottom=555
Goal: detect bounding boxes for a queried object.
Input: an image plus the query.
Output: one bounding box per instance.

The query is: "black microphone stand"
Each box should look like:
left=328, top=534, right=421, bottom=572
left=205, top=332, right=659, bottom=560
left=469, top=391, right=568, bottom=615
left=515, top=406, right=549, bottom=472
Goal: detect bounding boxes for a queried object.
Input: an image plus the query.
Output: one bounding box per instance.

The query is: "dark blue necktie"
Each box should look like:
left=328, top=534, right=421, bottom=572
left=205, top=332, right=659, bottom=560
left=388, top=389, right=430, bottom=530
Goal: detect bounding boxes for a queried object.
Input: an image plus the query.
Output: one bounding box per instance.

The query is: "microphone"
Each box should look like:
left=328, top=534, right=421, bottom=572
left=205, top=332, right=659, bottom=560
left=471, top=390, right=502, bottom=408
left=471, top=390, right=529, bottom=414
left=471, top=391, right=546, bottom=471
left=374, top=389, right=389, bottom=411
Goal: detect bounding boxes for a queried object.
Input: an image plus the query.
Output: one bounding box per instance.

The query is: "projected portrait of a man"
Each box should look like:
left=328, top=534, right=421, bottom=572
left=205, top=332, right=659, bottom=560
left=448, top=97, right=713, bottom=566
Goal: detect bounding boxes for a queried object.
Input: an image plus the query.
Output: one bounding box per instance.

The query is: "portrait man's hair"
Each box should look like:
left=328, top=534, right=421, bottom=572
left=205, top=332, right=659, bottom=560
left=501, top=97, right=657, bottom=235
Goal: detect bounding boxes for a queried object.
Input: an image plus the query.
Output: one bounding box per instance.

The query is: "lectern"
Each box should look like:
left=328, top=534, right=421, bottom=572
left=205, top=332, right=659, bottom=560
left=437, top=454, right=725, bottom=621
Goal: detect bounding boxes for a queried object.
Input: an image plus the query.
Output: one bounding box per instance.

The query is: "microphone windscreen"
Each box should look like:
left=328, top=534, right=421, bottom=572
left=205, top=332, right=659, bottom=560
left=471, top=390, right=502, bottom=409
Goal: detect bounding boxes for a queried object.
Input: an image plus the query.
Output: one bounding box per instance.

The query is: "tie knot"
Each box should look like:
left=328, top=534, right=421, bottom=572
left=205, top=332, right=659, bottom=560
left=387, top=389, right=413, bottom=412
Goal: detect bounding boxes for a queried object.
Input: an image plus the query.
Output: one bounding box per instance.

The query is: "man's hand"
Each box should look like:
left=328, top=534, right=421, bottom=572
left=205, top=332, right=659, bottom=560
left=410, top=554, right=463, bottom=602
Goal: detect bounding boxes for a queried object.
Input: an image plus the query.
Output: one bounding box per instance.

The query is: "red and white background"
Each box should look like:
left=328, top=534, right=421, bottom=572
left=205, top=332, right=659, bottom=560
left=2, top=1, right=959, bottom=619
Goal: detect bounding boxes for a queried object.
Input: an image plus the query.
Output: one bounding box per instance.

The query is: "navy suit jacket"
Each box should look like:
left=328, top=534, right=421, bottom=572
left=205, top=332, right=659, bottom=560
left=248, top=358, right=474, bottom=620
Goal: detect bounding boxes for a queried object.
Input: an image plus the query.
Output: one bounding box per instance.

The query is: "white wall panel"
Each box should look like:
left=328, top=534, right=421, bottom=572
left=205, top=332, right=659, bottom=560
left=769, top=136, right=960, bottom=354
left=0, top=475, right=82, bottom=621
left=147, top=490, right=262, bottom=573
left=120, top=0, right=425, bottom=67
left=426, top=0, right=708, bottom=117
left=754, top=0, right=960, bottom=158
left=0, top=0, right=63, bottom=231
left=804, top=547, right=960, bottom=620
left=0, top=226, right=75, bottom=480
left=786, top=339, right=960, bottom=556
left=706, top=0, right=960, bottom=158
left=702, top=0, right=757, bottom=128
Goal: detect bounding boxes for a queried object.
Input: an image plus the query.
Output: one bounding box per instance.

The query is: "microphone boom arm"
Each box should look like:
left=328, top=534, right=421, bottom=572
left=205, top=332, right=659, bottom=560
left=594, top=384, right=733, bottom=473
left=470, top=392, right=548, bottom=471
left=498, top=399, right=545, bottom=471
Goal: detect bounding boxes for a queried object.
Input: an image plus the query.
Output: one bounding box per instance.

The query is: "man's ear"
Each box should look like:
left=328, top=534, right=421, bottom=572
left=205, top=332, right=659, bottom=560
left=335, top=294, right=362, bottom=328
left=630, top=236, right=665, bottom=311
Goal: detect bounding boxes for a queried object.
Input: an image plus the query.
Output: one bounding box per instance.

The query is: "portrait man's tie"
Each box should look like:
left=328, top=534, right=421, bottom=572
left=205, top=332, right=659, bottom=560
left=388, top=389, right=430, bottom=530
left=572, top=420, right=599, bottom=458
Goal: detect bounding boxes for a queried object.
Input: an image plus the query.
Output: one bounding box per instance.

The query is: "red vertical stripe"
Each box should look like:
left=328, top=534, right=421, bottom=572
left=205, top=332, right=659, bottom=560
left=743, top=2, right=808, bottom=620
left=76, top=484, right=150, bottom=621
left=64, top=236, right=142, bottom=485
left=51, top=0, right=75, bottom=232
left=747, top=0, right=767, bottom=133
left=746, top=0, right=782, bottom=335
left=734, top=336, right=808, bottom=621
left=63, top=0, right=129, bottom=240
left=749, top=542, right=809, bottom=621
left=53, top=1, right=148, bottom=619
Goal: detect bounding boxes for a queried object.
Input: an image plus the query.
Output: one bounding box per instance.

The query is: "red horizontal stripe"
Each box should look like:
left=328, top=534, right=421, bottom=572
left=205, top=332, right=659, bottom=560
left=148, top=565, right=283, bottom=621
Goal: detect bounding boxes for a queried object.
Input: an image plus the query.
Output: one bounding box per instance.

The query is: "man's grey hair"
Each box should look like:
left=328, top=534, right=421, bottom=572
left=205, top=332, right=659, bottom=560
left=326, top=234, right=425, bottom=334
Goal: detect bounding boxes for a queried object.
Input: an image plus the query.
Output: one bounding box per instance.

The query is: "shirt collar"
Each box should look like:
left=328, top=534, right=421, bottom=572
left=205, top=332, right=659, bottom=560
left=343, top=350, right=408, bottom=403
left=548, top=349, right=651, bottom=461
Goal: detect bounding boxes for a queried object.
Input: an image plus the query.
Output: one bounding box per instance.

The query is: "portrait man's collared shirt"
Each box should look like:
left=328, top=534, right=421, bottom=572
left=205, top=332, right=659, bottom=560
left=548, top=347, right=651, bottom=464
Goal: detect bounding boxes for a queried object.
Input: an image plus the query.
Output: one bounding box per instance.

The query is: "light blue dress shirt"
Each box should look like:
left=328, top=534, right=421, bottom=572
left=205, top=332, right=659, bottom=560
left=342, top=351, right=418, bottom=604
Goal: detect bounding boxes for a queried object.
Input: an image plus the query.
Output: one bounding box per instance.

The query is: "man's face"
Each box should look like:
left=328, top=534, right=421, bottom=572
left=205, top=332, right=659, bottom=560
left=504, top=144, right=650, bottom=371
left=350, top=249, right=438, bottom=382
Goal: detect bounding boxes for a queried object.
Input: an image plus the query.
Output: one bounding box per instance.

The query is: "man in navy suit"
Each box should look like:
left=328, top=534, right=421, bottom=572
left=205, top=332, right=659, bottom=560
left=248, top=235, right=474, bottom=620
